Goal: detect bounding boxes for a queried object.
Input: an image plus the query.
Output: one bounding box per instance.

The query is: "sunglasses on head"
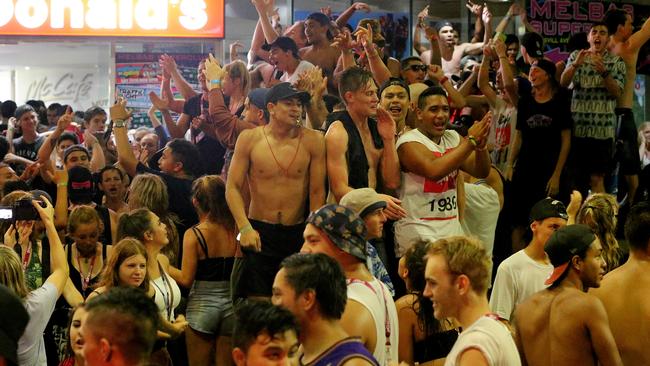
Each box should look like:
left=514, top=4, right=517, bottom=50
left=405, top=64, right=427, bottom=72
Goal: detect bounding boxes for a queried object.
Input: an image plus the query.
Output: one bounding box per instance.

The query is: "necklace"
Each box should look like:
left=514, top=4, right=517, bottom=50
left=262, top=126, right=303, bottom=176
left=75, top=244, right=97, bottom=292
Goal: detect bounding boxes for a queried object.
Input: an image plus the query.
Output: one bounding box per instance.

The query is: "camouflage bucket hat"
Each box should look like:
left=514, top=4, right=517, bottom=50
left=307, top=204, right=368, bottom=261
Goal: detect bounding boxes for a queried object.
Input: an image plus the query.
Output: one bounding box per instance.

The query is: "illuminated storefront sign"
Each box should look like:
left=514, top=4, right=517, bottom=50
left=0, top=0, right=224, bottom=38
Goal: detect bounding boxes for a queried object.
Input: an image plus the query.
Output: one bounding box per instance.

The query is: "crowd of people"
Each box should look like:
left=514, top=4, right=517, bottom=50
left=1, top=1, right=650, bottom=365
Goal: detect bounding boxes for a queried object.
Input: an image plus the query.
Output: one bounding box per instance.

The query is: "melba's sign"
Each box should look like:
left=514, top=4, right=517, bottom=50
left=0, top=0, right=224, bottom=38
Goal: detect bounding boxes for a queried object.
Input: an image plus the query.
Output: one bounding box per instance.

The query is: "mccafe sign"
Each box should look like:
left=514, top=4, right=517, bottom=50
left=0, top=0, right=224, bottom=38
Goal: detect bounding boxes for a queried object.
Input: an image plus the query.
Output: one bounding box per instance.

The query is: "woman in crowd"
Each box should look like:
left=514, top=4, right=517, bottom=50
left=117, top=208, right=188, bottom=364
left=127, top=173, right=180, bottom=266
left=0, top=190, right=48, bottom=290
left=169, top=175, right=237, bottom=366
left=222, top=60, right=251, bottom=116
left=0, top=197, right=68, bottom=365
left=639, top=122, right=650, bottom=169
left=63, top=206, right=110, bottom=305
left=57, top=305, right=87, bottom=366
left=577, top=193, right=623, bottom=272
left=88, top=237, right=151, bottom=299
left=396, top=241, right=458, bottom=366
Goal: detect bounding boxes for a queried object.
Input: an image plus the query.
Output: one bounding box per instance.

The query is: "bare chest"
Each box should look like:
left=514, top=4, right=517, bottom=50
left=250, top=138, right=310, bottom=179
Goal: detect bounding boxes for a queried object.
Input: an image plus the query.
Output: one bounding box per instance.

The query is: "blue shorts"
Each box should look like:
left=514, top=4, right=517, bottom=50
left=186, top=280, right=234, bottom=336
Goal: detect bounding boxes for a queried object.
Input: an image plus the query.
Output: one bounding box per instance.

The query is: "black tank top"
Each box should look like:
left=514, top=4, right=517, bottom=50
left=192, top=226, right=234, bottom=282
left=66, top=240, right=106, bottom=299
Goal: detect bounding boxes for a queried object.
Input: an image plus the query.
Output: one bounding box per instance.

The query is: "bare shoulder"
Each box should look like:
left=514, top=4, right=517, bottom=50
left=395, top=293, right=418, bottom=310
left=325, top=121, right=349, bottom=143
left=157, top=253, right=171, bottom=271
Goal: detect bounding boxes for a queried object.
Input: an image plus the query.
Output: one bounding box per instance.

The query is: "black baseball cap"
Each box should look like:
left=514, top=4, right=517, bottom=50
left=544, top=224, right=596, bottom=285
left=265, top=82, right=311, bottom=106
left=530, top=197, right=568, bottom=223
left=262, top=36, right=300, bottom=58
left=248, top=88, right=269, bottom=110
left=521, top=32, right=544, bottom=58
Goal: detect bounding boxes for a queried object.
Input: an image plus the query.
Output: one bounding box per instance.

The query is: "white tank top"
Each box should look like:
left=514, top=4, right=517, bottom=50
left=394, top=129, right=464, bottom=257
left=346, top=278, right=399, bottom=366
left=151, top=263, right=181, bottom=322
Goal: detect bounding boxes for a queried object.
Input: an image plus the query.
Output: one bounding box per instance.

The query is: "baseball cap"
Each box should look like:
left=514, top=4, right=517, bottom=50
left=530, top=197, right=568, bottom=222
left=248, top=88, right=269, bottom=110
left=265, top=82, right=311, bottom=106
left=544, top=224, right=596, bottom=285
left=340, top=188, right=387, bottom=218
left=521, top=32, right=544, bottom=58
left=262, top=36, right=300, bottom=58
left=379, top=78, right=410, bottom=100
left=68, top=165, right=94, bottom=204
left=0, top=284, right=29, bottom=365
left=436, top=20, right=454, bottom=32
left=63, top=144, right=90, bottom=163
left=531, top=59, right=557, bottom=79
left=307, top=204, right=368, bottom=262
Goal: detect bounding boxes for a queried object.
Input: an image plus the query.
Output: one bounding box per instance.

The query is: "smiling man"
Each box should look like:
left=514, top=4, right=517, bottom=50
left=514, top=224, right=622, bottom=366
left=263, top=36, right=315, bottom=85
left=379, top=78, right=411, bottom=137
left=394, top=86, right=490, bottom=257
left=423, top=236, right=520, bottom=366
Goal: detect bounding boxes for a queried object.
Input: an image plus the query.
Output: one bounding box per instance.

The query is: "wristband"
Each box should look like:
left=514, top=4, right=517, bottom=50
left=600, top=70, right=610, bottom=78
left=239, top=224, right=254, bottom=235
left=113, top=119, right=127, bottom=128
left=57, top=183, right=67, bottom=187
left=467, top=135, right=478, bottom=147
left=439, top=76, right=449, bottom=85
left=210, top=79, right=221, bottom=84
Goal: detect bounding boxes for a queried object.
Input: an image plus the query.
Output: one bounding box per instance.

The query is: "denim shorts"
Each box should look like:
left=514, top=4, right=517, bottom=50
left=186, top=280, right=234, bottom=336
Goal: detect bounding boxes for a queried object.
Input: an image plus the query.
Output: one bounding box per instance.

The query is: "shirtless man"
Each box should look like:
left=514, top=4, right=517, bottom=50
left=300, top=12, right=341, bottom=94
left=605, top=9, right=650, bottom=203
left=419, top=3, right=490, bottom=78
left=325, top=67, right=403, bottom=219
left=592, top=202, right=650, bottom=365
left=514, top=224, right=622, bottom=366
left=226, top=82, right=326, bottom=299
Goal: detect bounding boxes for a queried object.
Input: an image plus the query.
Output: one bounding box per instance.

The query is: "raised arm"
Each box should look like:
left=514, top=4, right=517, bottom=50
left=249, top=20, right=272, bottom=66
left=495, top=4, right=518, bottom=34
left=357, top=26, right=391, bottom=85
left=148, top=92, right=191, bottom=139
left=413, top=6, right=430, bottom=55
left=560, top=50, right=587, bottom=87
left=83, top=130, right=106, bottom=173
left=628, top=16, right=650, bottom=50
left=477, top=50, right=498, bottom=107
left=428, top=65, right=467, bottom=108
left=38, top=197, right=69, bottom=296
left=252, top=0, right=280, bottom=44
left=37, top=106, right=73, bottom=164
left=376, top=107, right=401, bottom=190
left=335, top=2, right=370, bottom=29
left=495, top=39, right=519, bottom=105
left=460, top=112, right=492, bottom=179
left=159, top=54, right=197, bottom=102
left=112, top=99, right=138, bottom=177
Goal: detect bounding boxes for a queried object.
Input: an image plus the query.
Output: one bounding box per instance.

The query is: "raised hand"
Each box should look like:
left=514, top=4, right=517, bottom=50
left=468, top=111, right=492, bottom=149
left=52, top=169, right=68, bottom=186
left=493, top=38, right=507, bottom=58
left=159, top=54, right=178, bottom=77
left=466, top=0, right=483, bottom=17
left=148, top=91, right=170, bottom=111
left=33, top=196, right=55, bottom=226
left=320, top=6, right=332, bottom=17
left=203, top=53, right=226, bottom=90
left=353, top=2, right=371, bottom=12
left=376, top=106, right=397, bottom=140
left=418, top=5, right=430, bottom=21
left=428, top=64, right=445, bottom=82
left=56, top=106, right=74, bottom=132
left=331, top=30, right=355, bottom=50
left=110, top=97, right=131, bottom=121
left=19, top=162, right=41, bottom=182
left=482, top=3, right=492, bottom=24
left=229, top=41, right=244, bottom=57
left=574, top=49, right=588, bottom=67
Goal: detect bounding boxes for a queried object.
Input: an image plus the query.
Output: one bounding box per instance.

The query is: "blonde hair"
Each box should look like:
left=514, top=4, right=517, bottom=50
left=127, top=174, right=179, bottom=265
left=427, top=236, right=492, bottom=294
left=225, top=60, right=251, bottom=98
left=577, top=194, right=620, bottom=272
left=67, top=205, right=104, bottom=236
left=0, top=245, right=30, bottom=298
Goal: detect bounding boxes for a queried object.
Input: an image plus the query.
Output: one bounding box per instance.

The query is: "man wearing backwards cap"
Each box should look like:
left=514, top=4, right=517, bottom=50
left=263, top=37, right=316, bottom=85
left=514, top=224, right=622, bottom=366
left=490, top=197, right=567, bottom=323
left=300, top=204, right=398, bottom=365
left=226, top=82, right=326, bottom=300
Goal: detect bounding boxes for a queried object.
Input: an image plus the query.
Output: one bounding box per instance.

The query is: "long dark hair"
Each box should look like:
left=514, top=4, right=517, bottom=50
left=191, top=175, right=235, bottom=231
left=404, top=241, right=442, bottom=335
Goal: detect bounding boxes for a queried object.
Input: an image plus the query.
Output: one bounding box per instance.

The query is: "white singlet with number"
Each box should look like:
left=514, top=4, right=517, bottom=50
left=394, top=128, right=463, bottom=257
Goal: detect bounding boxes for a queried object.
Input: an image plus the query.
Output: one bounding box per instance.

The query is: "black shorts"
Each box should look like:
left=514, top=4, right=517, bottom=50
left=571, top=137, right=614, bottom=176
left=234, top=219, right=305, bottom=298
left=615, top=108, right=641, bottom=175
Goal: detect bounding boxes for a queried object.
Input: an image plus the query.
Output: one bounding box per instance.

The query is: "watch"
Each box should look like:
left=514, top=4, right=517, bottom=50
left=113, top=119, right=127, bottom=128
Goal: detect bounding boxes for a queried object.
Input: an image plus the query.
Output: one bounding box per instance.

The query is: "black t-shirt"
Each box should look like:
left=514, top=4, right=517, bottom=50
left=13, top=135, right=45, bottom=161
left=516, top=88, right=573, bottom=178
left=183, top=93, right=226, bottom=175
left=135, top=162, right=198, bottom=228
